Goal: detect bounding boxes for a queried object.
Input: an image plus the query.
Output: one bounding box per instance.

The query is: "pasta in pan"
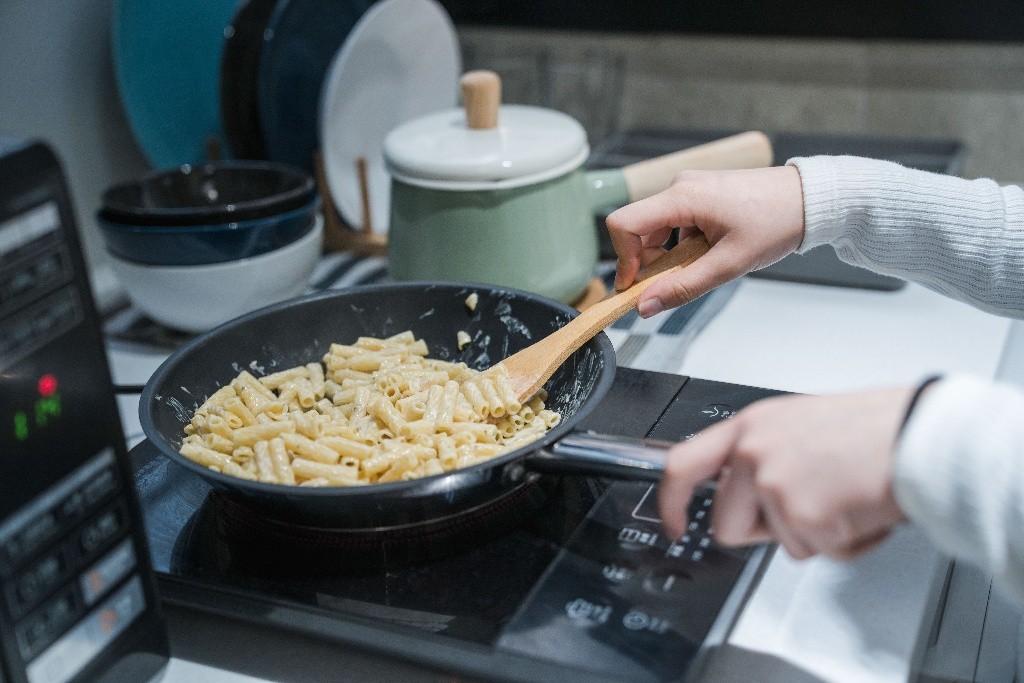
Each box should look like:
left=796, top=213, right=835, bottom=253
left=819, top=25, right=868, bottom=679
left=179, top=331, right=560, bottom=486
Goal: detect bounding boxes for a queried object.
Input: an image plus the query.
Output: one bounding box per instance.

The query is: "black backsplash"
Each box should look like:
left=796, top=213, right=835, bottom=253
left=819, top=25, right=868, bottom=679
left=440, top=0, right=1024, bottom=42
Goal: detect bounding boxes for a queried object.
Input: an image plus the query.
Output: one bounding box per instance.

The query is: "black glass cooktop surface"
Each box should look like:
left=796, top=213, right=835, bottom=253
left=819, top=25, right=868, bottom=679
left=130, top=368, right=783, bottom=682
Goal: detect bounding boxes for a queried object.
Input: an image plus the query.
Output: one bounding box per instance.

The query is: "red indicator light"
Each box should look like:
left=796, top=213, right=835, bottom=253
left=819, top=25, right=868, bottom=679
left=38, top=374, right=58, bottom=397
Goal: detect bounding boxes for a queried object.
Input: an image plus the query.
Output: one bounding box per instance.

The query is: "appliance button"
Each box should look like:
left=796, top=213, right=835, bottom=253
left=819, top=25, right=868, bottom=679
left=24, top=576, right=146, bottom=683
left=8, top=267, right=35, bottom=299
left=44, top=590, right=76, bottom=631
left=4, top=511, right=59, bottom=570
left=18, top=612, right=52, bottom=658
left=83, top=469, right=118, bottom=507
left=13, top=551, right=65, bottom=612
left=16, top=587, right=79, bottom=660
left=79, top=538, right=136, bottom=606
left=77, top=506, right=124, bottom=559
left=33, top=252, right=64, bottom=285
left=58, top=491, right=87, bottom=525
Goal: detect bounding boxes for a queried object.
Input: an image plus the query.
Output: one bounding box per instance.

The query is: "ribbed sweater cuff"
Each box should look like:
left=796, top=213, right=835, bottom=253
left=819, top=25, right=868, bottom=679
left=786, top=155, right=843, bottom=252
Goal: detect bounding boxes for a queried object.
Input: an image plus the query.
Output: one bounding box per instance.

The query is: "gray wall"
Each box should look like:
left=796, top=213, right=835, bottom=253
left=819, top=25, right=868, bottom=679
left=461, top=27, right=1024, bottom=181
left=0, top=0, right=149, bottom=309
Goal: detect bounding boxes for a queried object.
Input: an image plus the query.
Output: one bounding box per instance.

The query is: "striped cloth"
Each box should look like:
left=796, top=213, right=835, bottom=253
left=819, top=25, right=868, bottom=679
left=107, top=253, right=737, bottom=374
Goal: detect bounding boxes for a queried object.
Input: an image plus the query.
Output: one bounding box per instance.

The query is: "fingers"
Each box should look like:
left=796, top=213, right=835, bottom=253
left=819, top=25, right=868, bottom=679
left=658, top=421, right=737, bottom=540
left=828, top=528, right=892, bottom=562
left=710, top=459, right=772, bottom=546
left=759, top=491, right=816, bottom=560
left=607, top=190, right=695, bottom=290
left=637, top=243, right=742, bottom=317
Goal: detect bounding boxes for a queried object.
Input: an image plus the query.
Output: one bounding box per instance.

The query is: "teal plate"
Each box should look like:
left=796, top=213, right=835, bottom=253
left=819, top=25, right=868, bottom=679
left=112, top=0, right=240, bottom=168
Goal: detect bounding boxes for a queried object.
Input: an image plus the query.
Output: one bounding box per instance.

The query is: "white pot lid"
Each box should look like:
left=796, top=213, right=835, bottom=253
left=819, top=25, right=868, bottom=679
left=383, top=104, right=589, bottom=190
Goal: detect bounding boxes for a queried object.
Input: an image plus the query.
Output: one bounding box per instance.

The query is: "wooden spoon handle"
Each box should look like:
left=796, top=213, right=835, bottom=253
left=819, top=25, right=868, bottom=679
left=501, top=235, right=711, bottom=400
left=572, top=234, right=712, bottom=337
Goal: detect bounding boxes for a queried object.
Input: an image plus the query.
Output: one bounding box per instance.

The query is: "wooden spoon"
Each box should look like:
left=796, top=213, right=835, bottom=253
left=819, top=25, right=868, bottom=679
left=498, top=235, right=712, bottom=401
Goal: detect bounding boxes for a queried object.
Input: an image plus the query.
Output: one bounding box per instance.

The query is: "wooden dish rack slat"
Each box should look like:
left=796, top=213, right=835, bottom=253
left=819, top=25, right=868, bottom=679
left=314, top=152, right=387, bottom=257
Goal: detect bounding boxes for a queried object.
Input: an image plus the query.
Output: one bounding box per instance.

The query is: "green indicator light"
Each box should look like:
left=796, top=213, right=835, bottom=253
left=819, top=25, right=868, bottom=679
left=35, top=394, right=61, bottom=427
left=14, top=411, right=29, bottom=441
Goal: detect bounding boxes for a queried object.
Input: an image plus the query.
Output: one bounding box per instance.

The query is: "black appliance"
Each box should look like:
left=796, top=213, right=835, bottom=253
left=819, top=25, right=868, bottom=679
left=0, top=139, right=168, bottom=683
left=131, top=367, right=784, bottom=682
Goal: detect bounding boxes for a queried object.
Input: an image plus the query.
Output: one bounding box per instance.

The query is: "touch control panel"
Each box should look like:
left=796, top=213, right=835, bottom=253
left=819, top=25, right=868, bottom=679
left=497, top=377, right=784, bottom=681
left=0, top=139, right=167, bottom=683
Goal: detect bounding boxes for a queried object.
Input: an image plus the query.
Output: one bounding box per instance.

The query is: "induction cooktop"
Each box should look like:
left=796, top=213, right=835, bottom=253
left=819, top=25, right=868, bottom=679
left=130, top=368, right=784, bottom=682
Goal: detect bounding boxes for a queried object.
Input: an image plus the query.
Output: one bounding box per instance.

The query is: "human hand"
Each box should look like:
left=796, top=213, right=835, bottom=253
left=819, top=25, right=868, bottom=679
left=659, top=388, right=915, bottom=561
left=605, top=166, right=805, bottom=318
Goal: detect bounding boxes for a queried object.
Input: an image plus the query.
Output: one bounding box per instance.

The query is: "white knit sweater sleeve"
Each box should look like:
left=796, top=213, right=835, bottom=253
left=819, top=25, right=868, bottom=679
left=787, top=155, right=1024, bottom=601
left=788, top=155, right=1024, bottom=317
left=898, top=375, right=1024, bottom=603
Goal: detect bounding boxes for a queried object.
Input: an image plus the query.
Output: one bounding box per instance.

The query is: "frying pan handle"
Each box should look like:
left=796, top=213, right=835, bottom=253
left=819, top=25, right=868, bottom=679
left=524, top=432, right=673, bottom=482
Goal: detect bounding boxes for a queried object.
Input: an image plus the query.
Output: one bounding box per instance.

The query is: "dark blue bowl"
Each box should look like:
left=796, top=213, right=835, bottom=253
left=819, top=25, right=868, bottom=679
left=101, top=160, right=316, bottom=226
left=98, top=197, right=321, bottom=266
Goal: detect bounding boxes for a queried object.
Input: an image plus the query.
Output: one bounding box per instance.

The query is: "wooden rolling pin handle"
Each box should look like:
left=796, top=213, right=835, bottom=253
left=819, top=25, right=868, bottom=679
left=622, top=131, right=774, bottom=202
left=460, top=70, right=501, bottom=130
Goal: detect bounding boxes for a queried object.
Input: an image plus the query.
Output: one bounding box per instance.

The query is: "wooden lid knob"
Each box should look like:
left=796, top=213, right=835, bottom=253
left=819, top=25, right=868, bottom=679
left=460, top=70, right=501, bottom=130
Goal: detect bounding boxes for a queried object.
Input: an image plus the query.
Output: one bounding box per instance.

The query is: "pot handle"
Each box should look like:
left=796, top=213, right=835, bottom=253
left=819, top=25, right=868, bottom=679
left=586, top=131, right=774, bottom=215
left=622, top=131, right=773, bottom=202
left=523, top=431, right=674, bottom=482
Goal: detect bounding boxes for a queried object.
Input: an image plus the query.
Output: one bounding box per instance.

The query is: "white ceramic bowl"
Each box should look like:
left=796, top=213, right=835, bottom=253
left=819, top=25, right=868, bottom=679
left=110, top=215, right=323, bottom=333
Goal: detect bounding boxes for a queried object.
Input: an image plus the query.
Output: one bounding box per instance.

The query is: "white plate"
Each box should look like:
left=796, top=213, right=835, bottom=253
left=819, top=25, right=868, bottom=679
left=318, top=0, right=460, bottom=234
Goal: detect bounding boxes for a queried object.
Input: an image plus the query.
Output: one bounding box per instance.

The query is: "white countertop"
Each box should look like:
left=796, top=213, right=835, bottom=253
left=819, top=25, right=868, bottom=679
left=677, top=278, right=1011, bottom=683
left=110, top=276, right=1013, bottom=683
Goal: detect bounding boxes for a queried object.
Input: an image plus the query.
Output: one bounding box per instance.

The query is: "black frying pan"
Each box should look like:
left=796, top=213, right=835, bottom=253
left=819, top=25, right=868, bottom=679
left=141, top=282, right=673, bottom=529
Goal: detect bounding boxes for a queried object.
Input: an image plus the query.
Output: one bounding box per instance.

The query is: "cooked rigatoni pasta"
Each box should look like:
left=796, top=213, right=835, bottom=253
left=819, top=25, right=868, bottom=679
left=178, top=331, right=560, bottom=486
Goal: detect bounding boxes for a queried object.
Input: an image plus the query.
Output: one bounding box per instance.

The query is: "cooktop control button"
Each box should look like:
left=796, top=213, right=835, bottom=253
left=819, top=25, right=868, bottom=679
left=617, top=525, right=661, bottom=553
left=565, top=597, right=613, bottom=626
left=600, top=564, right=633, bottom=584
left=700, top=404, right=736, bottom=420
left=622, top=608, right=672, bottom=634
left=499, top=552, right=698, bottom=683
left=664, top=486, right=717, bottom=563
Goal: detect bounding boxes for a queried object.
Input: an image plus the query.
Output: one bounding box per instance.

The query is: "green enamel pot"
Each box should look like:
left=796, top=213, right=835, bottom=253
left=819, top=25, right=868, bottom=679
left=384, top=71, right=772, bottom=303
